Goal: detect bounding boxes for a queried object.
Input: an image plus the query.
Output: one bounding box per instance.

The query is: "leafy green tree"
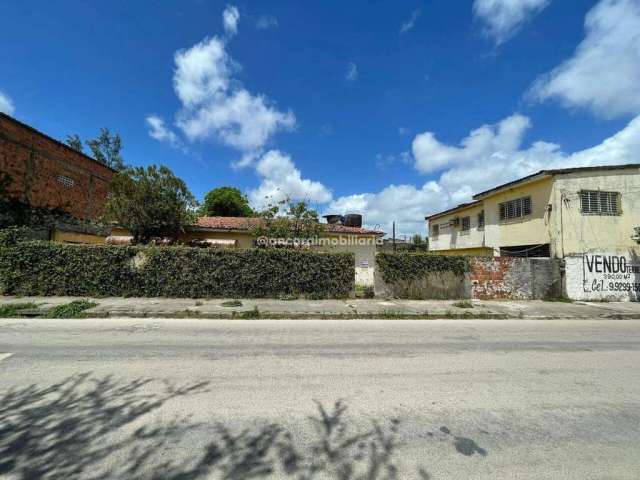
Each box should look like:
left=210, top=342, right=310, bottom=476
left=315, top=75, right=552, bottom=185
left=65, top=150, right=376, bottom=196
left=65, top=134, right=84, bottom=153
left=250, top=197, right=324, bottom=245
left=408, top=233, right=429, bottom=252
left=201, top=186, right=254, bottom=217
left=87, top=128, right=125, bottom=171
left=104, top=165, right=197, bottom=244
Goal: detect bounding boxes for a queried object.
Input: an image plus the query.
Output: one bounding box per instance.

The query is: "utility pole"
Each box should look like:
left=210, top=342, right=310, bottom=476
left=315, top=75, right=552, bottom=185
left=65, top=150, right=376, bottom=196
left=392, top=222, right=396, bottom=252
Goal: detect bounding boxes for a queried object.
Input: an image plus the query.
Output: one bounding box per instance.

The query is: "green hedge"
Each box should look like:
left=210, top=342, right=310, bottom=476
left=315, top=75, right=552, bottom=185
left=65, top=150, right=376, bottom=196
left=376, top=252, right=470, bottom=284
left=0, top=240, right=355, bottom=298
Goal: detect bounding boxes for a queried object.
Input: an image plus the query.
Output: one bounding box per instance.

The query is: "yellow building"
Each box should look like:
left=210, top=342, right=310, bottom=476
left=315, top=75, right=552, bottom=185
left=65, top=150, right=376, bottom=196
left=426, top=164, right=640, bottom=258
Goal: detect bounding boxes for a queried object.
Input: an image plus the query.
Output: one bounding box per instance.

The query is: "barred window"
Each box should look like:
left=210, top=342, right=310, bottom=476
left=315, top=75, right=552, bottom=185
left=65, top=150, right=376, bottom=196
left=461, top=216, right=471, bottom=232
left=431, top=224, right=439, bottom=238
left=499, top=196, right=532, bottom=221
left=56, top=175, right=75, bottom=188
left=580, top=190, right=620, bottom=215
left=478, top=210, right=485, bottom=231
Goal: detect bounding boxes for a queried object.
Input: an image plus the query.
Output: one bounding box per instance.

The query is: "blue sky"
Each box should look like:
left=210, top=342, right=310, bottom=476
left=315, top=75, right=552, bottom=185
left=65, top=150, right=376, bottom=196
left=1, top=0, right=639, bottom=236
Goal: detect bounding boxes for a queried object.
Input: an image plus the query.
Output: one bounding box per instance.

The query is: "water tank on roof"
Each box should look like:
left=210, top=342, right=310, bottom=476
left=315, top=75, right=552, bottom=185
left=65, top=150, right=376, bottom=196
left=323, top=214, right=345, bottom=225
left=344, top=214, right=362, bottom=228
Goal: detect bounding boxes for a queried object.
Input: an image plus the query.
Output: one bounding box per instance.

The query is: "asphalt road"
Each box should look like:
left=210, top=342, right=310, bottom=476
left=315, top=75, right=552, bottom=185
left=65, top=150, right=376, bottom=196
left=1, top=318, right=639, bottom=479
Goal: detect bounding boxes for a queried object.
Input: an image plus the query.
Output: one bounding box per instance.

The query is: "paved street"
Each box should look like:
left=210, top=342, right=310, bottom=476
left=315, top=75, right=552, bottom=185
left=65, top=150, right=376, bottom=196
left=1, top=318, right=640, bottom=479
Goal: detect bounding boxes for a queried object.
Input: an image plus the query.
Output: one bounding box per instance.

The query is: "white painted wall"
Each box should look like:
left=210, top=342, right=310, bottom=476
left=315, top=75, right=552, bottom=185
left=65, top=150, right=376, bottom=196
left=564, top=250, right=640, bottom=301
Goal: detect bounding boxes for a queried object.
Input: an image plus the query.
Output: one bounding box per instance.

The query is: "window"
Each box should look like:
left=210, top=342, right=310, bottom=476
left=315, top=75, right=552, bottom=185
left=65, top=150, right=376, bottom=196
left=478, top=210, right=485, bottom=231
left=499, top=196, right=532, bottom=221
left=56, top=175, right=75, bottom=188
left=580, top=190, right=620, bottom=215
left=431, top=224, right=439, bottom=238
left=461, top=216, right=470, bottom=233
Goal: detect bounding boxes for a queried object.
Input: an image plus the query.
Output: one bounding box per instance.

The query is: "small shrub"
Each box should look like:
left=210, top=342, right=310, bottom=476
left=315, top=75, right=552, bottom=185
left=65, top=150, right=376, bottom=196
left=46, top=300, right=98, bottom=318
left=452, top=300, right=473, bottom=309
left=0, top=302, right=39, bottom=318
left=376, top=252, right=470, bottom=284
left=239, top=306, right=260, bottom=319
left=221, top=300, right=243, bottom=307
left=355, top=285, right=375, bottom=299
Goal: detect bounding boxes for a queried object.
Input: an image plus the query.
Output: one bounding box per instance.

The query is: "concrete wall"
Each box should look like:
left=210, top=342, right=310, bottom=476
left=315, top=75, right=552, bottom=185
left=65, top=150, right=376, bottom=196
left=375, top=256, right=562, bottom=300
left=550, top=170, right=640, bottom=257
left=564, top=249, right=640, bottom=301
left=0, top=113, right=114, bottom=220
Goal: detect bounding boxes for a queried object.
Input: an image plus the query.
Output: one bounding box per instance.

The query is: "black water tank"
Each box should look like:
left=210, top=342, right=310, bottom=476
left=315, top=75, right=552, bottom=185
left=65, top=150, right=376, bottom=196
left=323, top=214, right=345, bottom=225
left=344, top=214, right=362, bottom=228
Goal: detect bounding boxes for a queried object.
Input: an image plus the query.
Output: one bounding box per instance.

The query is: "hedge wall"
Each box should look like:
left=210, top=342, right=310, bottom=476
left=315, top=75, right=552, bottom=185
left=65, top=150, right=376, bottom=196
left=376, top=252, right=470, bottom=284
left=0, top=239, right=355, bottom=298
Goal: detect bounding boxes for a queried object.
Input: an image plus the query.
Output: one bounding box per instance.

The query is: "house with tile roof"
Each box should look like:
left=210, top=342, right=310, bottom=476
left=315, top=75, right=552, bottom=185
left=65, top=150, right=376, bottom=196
left=111, top=216, right=385, bottom=287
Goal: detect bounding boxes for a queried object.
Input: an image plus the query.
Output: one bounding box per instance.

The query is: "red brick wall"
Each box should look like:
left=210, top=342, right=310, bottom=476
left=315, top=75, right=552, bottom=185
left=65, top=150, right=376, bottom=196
left=0, top=114, right=114, bottom=220
left=469, top=257, right=528, bottom=300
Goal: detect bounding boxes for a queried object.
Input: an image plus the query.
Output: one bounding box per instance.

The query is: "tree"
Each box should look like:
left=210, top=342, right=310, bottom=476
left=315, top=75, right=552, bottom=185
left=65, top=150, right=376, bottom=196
left=103, top=165, right=197, bottom=244
left=87, top=128, right=125, bottom=171
left=250, top=197, right=324, bottom=246
left=65, top=134, right=84, bottom=153
left=201, top=186, right=254, bottom=217
left=408, top=233, right=429, bottom=252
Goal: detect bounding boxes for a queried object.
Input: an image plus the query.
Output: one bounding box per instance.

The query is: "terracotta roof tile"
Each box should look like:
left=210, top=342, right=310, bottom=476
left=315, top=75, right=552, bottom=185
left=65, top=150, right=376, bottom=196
left=194, top=217, right=384, bottom=236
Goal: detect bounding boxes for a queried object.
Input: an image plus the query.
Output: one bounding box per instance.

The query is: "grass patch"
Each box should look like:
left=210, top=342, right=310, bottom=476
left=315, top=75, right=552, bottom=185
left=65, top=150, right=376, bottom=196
left=0, top=302, right=39, bottom=318
left=452, top=300, right=474, bottom=309
left=221, top=300, right=243, bottom=307
left=46, top=300, right=98, bottom=319
left=354, top=285, right=375, bottom=299
left=234, top=306, right=260, bottom=319
left=544, top=297, right=573, bottom=303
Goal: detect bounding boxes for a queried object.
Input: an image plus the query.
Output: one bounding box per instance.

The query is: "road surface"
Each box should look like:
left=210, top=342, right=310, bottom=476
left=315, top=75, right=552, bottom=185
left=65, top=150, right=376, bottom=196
left=1, top=318, right=639, bottom=479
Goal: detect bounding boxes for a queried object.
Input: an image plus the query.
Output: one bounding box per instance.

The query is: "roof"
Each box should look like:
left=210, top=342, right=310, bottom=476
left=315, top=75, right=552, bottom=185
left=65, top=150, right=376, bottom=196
left=0, top=112, right=118, bottom=174
left=473, top=163, right=640, bottom=199
left=427, top=163, right=640, bottom=221
left=425, top=200, right=482, bottom=221
left=194, top=216, right=384, bottom=236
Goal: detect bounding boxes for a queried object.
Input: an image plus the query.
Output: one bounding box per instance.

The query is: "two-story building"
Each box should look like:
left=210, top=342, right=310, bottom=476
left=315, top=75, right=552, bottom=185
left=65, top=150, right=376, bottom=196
left=427, top=164, right=640, bottom=258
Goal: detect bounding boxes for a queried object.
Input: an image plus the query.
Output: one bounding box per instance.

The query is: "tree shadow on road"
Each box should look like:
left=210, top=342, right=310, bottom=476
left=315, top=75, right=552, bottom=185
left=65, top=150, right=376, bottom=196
left=0, top=373, right=209, bottom=480
left=0, top=375, right=431, bottom=479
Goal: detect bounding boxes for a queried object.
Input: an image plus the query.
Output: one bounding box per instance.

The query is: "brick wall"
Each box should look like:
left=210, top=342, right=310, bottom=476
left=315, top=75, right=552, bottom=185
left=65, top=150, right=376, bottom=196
left=470, top=257, right=561, bottom=300
left=375, top=254, right=562, bottom=300
left=0, top=113, right=114, bottom=220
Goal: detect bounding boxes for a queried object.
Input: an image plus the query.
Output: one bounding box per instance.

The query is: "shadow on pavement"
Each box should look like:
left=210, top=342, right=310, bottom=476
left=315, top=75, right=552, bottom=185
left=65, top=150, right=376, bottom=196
left=0, top=375, right=435, bottom=479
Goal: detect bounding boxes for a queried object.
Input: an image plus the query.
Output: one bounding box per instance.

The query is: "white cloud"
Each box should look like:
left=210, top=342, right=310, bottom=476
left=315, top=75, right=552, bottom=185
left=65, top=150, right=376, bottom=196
left=0, top=90, right=15, bottom=115
left=170, top=17, right=295, bottom=164
left=346, top=62, right=359, bottom=82
left=249, top=150, right=333, bottom=208
left=223, top=5, right=240, bottom=37
left=529, top=0, right=640, bottom=119
left=473, top=0, right=550, bottom=45
left=145, top=115, right=178, bottom=144
left=328, top=113, right=640, bottom=236
left=412, top=114, right=531, bottom=173
left=256, top=14, right=278, bottom=29
left=400, top=9, right=422, bottom=34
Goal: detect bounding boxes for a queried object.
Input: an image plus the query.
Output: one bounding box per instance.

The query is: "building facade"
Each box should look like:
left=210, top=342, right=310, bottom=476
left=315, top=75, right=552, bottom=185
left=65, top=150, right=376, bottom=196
left=0, top=112, right=115, bottom=223
left=427, top=165, right=640, bottom=259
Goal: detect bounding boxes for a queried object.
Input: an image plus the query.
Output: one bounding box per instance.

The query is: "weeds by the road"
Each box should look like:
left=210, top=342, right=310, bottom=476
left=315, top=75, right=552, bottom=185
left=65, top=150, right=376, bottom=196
left=452, top=300, right=474, bottom=309
left=221, top=300, right=243, bottom=307
left=46, top=300, right=97, bottom=318
left=0, top=302, right=38, bottom=318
